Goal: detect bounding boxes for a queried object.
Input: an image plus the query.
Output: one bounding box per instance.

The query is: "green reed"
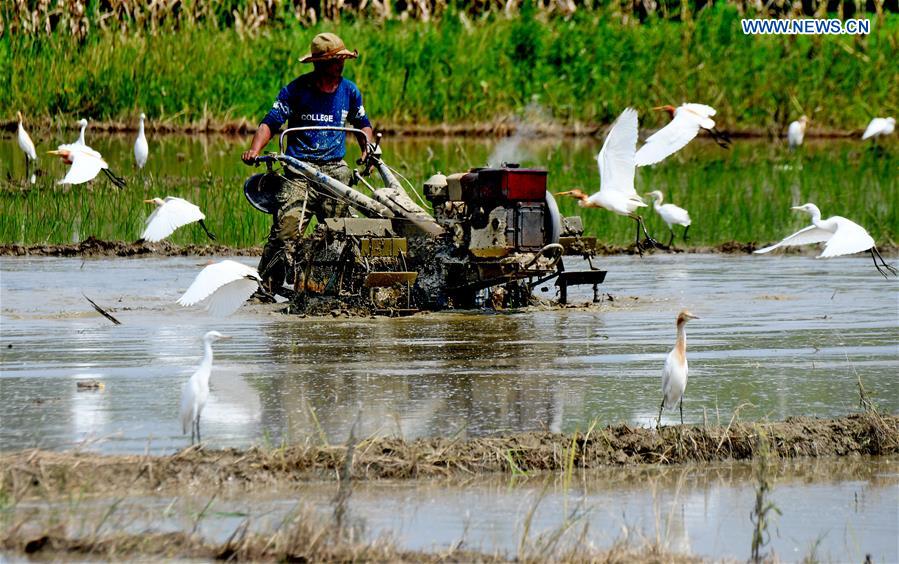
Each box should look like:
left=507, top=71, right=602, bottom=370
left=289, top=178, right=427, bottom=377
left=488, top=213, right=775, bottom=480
left=3, top=7, right=897, bottom=131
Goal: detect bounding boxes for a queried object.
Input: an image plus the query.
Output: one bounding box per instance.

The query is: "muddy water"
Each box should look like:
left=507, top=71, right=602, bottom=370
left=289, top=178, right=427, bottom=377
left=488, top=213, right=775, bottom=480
left=9, top=457, right=898, bottom=561
left=1, top=253, right=896, bottom=454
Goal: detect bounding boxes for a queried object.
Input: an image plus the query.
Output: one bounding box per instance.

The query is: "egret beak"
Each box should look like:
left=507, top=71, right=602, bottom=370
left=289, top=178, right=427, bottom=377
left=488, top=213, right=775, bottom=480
left=651, top=106, right=666, bottom=111
left=143, top=199, right=156, bottom=204
left=47, top=150, right=62, bottom=155
left=790, top=206, right=803, bottom=211
left=686, top=313, right=700, bottom=320
left=218, top=335, right=232, bottom=340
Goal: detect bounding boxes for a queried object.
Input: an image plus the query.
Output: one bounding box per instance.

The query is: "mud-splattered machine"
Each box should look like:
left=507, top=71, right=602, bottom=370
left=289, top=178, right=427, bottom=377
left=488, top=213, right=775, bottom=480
left=245, top=127, right=605, bottom=314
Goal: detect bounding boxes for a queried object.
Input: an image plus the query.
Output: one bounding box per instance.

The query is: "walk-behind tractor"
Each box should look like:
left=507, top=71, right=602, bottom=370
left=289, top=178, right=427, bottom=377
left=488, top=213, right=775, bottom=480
left=245, top=127, right=606, bottom=315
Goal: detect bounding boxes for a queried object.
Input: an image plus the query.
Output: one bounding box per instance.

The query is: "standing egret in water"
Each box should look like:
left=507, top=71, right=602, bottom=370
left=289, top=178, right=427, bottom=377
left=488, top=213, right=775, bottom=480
left=16, top=111, right=37, bottom=184
left=48, top=118, right=126, bottom=188
left=557, top=108, right=660, bottom=255
left=657, top=310, right=699, bottom=429
left=134, top=113, right=148, bottom=170
left=754, top=203, right=897, bottom=278
left=635, top=103, right=730, bottom=167
left=647, top=190, right=691, bottom=247
left=180, top=330, right=230, bottom=444
left=142, top=197, right=216, bottom=242
left=178, top=260, right=261, bottom=316
left=862, top=117, right=895, bottom=140
left=787, top=116, right=809, bottom=149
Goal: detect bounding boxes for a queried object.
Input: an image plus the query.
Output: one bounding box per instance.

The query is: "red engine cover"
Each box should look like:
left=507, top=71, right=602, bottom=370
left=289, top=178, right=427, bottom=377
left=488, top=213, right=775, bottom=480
left=461, top=168, right=547, bottom=202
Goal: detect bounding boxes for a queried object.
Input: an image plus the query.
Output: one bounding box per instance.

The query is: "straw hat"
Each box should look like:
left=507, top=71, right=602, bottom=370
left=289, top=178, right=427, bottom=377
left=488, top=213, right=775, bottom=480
left=299, top=33, right=358, bottom=63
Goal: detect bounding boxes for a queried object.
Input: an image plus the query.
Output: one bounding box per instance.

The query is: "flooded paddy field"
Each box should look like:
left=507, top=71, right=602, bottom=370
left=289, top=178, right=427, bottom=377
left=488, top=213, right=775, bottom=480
left=1, top=254, right=897, bottom=452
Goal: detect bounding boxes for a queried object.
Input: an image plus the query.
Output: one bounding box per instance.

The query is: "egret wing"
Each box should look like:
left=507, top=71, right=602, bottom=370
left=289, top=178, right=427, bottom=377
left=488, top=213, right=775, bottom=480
left=681, top=103, right=716, bottom=118
left=135, top=137, right=149, bottom=168
left=177, top=260, right=260, bottom=307
left=200, top=278, right=260, bottom=317
left=597, top=107, right=639, bottom=197
left=661, top=203, right=691, bottom=226
left=142, top=198, right=205, bottom=242
left=635, top=111, right=701, bottom=167
left=753, top=224, right=832, bottom=254
left=59, top=148, right=107, bottom=185
left=818, top=218, right=875, bottom=258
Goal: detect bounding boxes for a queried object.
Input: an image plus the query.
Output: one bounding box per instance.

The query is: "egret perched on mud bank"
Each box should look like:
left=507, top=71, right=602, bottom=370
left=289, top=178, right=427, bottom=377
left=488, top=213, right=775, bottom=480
left=134, top=113, right=148, bottom=169
left=49, top=118, right=126, bottom=188
left=862, top=117, right=895, bottom=140
left=788, top=116, right=809, bottom=149
left=646, top=190, right=691, bottom=247
left=558, top=108, right=660, bottom=255
left=657, top=310, right=699, bottom=428
left=635, top=103, right=729, bottom=167
left=16, top=111, right=37, bottom=184
left=180, top=330, right=230, bottom=444
left=177, top=260, right=261, bottom=316
left=142, top=197, right=216, bottom=242
left=754, top=203, right=897, bottom=278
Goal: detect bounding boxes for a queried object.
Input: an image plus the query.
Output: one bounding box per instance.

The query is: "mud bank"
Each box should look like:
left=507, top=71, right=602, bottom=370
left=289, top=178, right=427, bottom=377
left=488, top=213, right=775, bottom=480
left=3, top=414, right=894, bottom=500
left=0, top=236, right=262, bottom=258
left=8, top=238, right=888, bottom=257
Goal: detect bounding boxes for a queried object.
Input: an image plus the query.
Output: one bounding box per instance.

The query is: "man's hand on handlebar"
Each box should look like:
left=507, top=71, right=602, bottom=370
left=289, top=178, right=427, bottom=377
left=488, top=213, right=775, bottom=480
left=241, top=149, right=260, bottom=165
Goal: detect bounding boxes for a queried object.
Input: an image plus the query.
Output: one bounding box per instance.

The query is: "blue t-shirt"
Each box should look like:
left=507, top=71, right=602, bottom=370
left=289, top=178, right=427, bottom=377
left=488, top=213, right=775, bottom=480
left=261, top=73, right=372, bottom=162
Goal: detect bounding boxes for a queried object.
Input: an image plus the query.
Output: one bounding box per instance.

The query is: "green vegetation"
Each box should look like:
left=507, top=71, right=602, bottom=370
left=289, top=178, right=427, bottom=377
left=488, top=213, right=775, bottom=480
left=1, top=136, right=895, bottom=247
left=3, top=5, right=897, bottom=131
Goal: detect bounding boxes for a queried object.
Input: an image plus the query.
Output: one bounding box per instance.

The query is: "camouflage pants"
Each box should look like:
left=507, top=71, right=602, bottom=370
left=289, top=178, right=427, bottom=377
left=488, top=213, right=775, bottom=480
left=258, top=160, right=352, bottom=291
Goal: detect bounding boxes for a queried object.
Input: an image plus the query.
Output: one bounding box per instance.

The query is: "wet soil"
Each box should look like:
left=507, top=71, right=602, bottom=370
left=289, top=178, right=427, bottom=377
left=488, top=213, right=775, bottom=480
left=3, top=413, right=894, bottom=500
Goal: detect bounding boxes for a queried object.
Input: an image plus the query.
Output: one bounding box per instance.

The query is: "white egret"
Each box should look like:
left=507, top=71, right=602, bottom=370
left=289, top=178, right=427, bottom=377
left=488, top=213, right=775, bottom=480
left=142, top=197, right=216, bottom=242
left=657, top=310, right=699, bottom=428
left=16, top=111, right=38, bottom=184
left=646, top=190, right=691, bottom=247
left=180, top=330, right=230, bottom=444
left=861, top=117, right=895, bottom=140
left=49, top=118, right=126, bottom=188
left=787, top=115, right=809, bottom=149
left=177, top=260, right=261, bottom=316
left=47, top=145, right=126, bottom=189
left=635, top=103, right=730, bottom=167
left=557, top=108, right=660, bottom=255
left=754, top=203, right=897, bottom=278
left=134, top=113, right=148, bottom=169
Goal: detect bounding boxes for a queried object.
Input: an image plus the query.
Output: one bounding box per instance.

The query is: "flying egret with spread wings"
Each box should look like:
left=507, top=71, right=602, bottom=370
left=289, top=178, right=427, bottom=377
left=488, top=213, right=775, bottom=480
left=180, top=330, right=230, bottom=445
left=635, top=103, right=730, bottom=167
left=177, top=260, right=261, bottom=316
left=48, top=118, right=126, bottom=188
left=647, top=190, right=691, bottom=247
left=657, top=310, right=699, bottom=429
left=16, top=111, right=37, bottom=184
left=861, top=117, right=895, bottom=140
left=787, top=116, right=809, bottom=149
left=142, top=197, right=216, bottom=242
left=557, top=108, right=660, bottom=255
left=754, top=203, right=897, bottom=278
left=134, top=113, right=148, bottom=169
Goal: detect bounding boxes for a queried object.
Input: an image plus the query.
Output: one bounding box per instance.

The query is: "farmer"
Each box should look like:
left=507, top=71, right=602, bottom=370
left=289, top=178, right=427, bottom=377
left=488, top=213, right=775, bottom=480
left=242, top=32, right=373, bottom=294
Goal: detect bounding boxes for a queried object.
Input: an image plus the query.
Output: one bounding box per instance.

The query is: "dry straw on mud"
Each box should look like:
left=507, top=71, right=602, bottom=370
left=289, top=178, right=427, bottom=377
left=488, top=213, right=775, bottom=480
left=3, top=413, right=895, bottom=500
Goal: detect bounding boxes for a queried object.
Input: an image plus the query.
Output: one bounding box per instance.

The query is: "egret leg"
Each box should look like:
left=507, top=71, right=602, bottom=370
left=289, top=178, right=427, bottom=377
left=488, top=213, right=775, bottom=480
left=24, top=155, right=30, bottom=183
left=632, top=217, right=644, bottom=257
left=679, top=398, right=684, bottom=427
left=198, top=219, right=217, bottom=241
left=101, top=168, right=127, bottom=189
left=683, top=225, right=690, bottom=242
left=656, top=398, right=665, bottom=429
left=637, top=216, right=663, bottom=250
left=190, top=420, right=196, bottom=445
left=871, top=247, right=898, bottom=277
left=196, top=413, right=201, bottom=444
left=667, top=229, right=675, bottom=249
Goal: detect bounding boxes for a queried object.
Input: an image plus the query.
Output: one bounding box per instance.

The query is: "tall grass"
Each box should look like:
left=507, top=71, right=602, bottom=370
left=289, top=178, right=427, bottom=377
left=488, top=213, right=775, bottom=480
left=3, top=7, right=898, bottom=131
left=1, top=135, right=895, bottom=247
